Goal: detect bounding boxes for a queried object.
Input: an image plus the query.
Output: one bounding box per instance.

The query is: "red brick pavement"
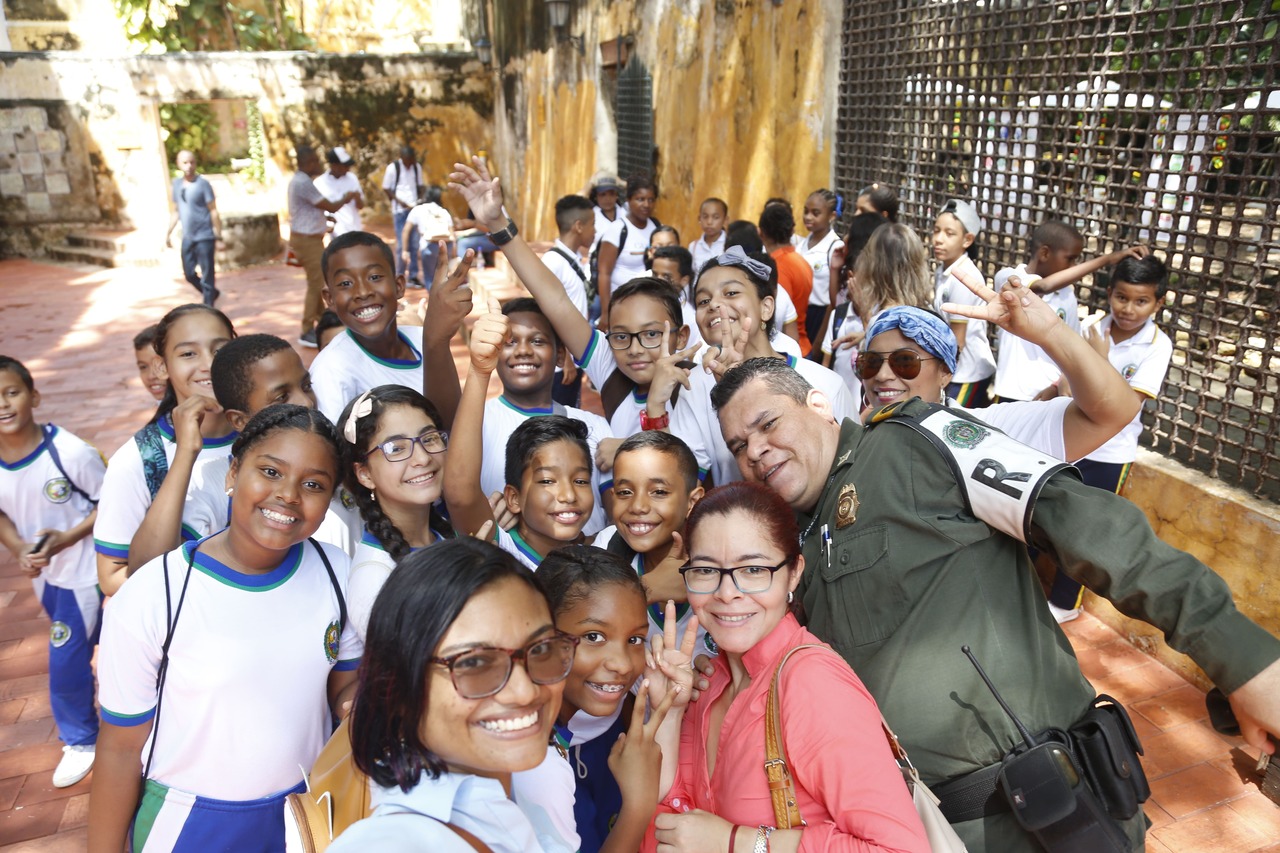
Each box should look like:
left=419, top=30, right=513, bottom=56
left=0, top=251, right=1276, bottom=851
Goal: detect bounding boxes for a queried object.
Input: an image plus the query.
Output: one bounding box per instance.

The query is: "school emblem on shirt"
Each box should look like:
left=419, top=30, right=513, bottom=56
left=1056, top=308, right=1068, bottom=322
left=1122, top=364, right=1137, bottom=380
left=339, top=487, right=356, bottom=511
left=703, top=632, right=719, bottom=656
left=836, top=483, right=859, bottom=530
left=323, top=620, right=340, bottom=664
left=50, top=621, right=71, bottom=648
left=43, top=477, right=71, bottom=504
left=942, top=420, right=989, bottom=451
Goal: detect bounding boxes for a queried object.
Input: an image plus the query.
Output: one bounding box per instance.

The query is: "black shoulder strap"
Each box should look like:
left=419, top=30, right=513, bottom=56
left=42, top=425, right=96, bottom=506
left=145, top=543, right=198, bottom=779
left=548, top=246, right=587, bottom=282
left=394, top=160, right=400, bottom=188
left=310, top=537, right=347, bottom=635
left=618, top=222, right=629, bottom=253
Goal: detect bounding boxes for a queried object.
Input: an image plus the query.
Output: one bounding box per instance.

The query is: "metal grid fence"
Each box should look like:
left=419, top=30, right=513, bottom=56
left=616, top=56, right=655, bottom=183
left=835, top=0, right=1280, bottom=501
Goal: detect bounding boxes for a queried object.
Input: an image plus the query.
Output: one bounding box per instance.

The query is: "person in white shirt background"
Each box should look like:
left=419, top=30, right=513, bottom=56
left=314, top=147, right=364, bottom=238
left=382, top=145, right=425, bottom=286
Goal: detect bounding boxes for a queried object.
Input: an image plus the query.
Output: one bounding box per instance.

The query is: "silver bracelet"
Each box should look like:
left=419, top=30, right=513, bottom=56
left=753, top=825, right=774, bottom=853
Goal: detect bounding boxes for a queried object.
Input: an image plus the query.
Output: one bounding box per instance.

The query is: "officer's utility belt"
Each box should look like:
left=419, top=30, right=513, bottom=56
left=933, top=695, right=1150, bottom=851
left=885, top=404, right=1074, bottom=542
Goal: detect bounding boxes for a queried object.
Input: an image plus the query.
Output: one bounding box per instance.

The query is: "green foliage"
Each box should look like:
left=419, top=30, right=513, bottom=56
left=160, top=102, right=221, bottom=169
left=245, top=102, right=268, bottom=184
left=114, top=0, right=314, bottom=52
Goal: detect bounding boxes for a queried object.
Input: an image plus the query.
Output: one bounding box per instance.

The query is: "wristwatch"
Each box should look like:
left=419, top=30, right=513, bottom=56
left=753, top=826, right=774, bottom=853
left=639, top=409, right=670, bottom=431
left=489, top=218, right=518, bottom=246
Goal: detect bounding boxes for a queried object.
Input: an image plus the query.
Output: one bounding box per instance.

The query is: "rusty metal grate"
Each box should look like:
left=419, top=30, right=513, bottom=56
left=616, top=56, right=655, bottom=183
left=835, top=0, right=1280, bottom=501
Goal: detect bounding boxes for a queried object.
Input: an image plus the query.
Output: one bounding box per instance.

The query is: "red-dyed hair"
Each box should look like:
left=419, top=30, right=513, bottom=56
left=685, top=481, right=800, bottom=560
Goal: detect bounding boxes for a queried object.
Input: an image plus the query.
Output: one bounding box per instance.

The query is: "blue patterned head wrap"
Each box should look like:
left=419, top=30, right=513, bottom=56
left=864, top=306, right=957, bottom=373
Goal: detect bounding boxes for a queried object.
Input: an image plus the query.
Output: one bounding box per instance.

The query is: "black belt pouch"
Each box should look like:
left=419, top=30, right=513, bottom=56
left=1068, top=694, right=1150, bottom=820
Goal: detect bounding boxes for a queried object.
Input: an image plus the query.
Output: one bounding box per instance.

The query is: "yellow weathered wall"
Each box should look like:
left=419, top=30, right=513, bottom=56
left=492, top=0, right=841, bottom=243
left=1084, top=448, right=1280, bottom=690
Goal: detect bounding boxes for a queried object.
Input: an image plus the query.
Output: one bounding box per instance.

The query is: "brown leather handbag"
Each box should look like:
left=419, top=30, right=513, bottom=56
left=764, top=644, right=967, bottom=851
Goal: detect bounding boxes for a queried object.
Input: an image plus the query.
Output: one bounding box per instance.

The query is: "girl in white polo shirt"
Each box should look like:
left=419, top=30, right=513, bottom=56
left=338, top=385, right=455, bottom=640
left=89, top=405, right=362, bottom=853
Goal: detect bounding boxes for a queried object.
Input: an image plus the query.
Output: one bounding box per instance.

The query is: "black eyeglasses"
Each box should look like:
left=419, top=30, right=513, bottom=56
left=363, top=429, right=448, bottom=462
left=431, top=633, right=579, bottom=699
left=680, top=556, right=794, bottom=594
left=855, top=349, right=939, bottom=381
left=606, top=329, right=665, bottom=351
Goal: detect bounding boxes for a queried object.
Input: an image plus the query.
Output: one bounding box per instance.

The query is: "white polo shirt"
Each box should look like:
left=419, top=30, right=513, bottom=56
left=310, top=326, right=425, bottom=424
left=540, top=239, right=590, bottom=319
left=97, top=539, right=363, bottom=801
left=0, top=425, right=104, bottom=590
left=480, top=396, right=613, bottom=536
left=794, top=229, right=844, bottom=308
left=1086, top=317, right=1172, bottom=464
left=992, top=264, right=1082, bottom=401
left=935, top=255, right=996, bottom=383
left=689, top=232, right=726, bottom=276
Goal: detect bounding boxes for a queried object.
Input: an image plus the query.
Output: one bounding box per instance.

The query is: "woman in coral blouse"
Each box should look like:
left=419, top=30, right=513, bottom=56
left=645, top=481, right=928, bottom=852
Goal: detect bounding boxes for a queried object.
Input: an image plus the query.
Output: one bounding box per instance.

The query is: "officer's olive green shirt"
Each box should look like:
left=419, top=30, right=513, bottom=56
left=795, top=407, right=1278, bottom=843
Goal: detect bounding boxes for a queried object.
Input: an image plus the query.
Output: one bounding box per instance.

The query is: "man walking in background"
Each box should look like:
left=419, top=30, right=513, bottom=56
left=164, top=150, right=223, bottom=306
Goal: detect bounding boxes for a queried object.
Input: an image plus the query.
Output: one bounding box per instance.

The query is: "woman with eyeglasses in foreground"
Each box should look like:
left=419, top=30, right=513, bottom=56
left=329, top=538, right=578, bottom=852
left=643, top=481, right=929, bottom=852
left=859, top=297, right=1139, bottom=463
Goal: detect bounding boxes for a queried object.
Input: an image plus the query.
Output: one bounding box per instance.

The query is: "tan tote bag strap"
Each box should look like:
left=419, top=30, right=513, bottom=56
left=765, top=643, right=825, bottom=829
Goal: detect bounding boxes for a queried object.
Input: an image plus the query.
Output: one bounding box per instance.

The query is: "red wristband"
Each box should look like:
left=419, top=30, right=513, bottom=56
left=639, top=409, right=670, bottom=431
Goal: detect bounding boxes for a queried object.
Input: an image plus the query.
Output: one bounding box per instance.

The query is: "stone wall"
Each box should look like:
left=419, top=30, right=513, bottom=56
left=1084, top=448, right=1280, bottom=690
left=484, top=0, right=843, bottom=242
left=0, top=50, right=493, bottom=257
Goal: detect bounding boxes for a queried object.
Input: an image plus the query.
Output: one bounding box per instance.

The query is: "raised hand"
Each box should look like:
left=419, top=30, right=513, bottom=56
left=702, top=306, right=751, bottom=380
left=424, top=246, right=475, bottom=347
left=468, top=298, right=509, bottom=374
left=487, top=491, right=518, bottom=531
left=608, top=681, right=678, bottom=815
left=941, top=274, right=1062, bottom=348
left=171, top=395, right=222, bottom=450
left=644, top=601, right=699, bottom=711
left=447, top=157, right=506, bottom=230
left=648, top=322, right=701, bottom=410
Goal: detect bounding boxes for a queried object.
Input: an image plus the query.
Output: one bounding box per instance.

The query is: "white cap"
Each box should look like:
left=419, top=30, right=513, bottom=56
left=941, top=199, right=982, bottom=236
left=327, top=146, right=355, bottom=166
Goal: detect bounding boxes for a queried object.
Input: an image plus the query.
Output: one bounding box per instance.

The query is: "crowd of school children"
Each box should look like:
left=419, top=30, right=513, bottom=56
left=2, top=147, right=1273, bottom=853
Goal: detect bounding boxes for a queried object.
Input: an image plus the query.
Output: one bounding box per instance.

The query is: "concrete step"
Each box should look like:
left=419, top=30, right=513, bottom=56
left=46, top=242, right=162, bottom=269
left=47, top=244, right=116, bottom=268
left=66, top=231, right=130, bottom=252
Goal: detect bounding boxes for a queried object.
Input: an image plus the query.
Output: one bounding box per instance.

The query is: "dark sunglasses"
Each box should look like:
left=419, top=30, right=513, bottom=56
left=855, top=348, right=939, bottom=381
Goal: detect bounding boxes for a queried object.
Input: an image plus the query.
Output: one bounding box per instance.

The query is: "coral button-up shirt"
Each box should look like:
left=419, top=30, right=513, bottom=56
left=647, top=614, right=928, bottom=852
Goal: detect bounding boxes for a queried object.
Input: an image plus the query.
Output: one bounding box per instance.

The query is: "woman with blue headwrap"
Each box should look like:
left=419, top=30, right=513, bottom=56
left=861, top=275, right=1139, bottom=464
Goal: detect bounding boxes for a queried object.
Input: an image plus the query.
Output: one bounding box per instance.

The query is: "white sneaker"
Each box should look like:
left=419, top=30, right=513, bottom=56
left=1048, top=602, right=1082, bottom=624
left=52, top=743, right=95, bottom=788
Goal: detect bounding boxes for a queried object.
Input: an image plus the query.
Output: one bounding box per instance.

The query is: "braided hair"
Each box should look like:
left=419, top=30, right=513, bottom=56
left=338, top=385, right=453, bottom=560
left=231, top=403, right=339, bottom=463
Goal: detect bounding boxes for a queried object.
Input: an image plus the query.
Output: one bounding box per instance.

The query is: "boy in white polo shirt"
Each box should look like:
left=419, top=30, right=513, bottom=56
left=543, top=195, right=596, bottom=406
left=0, top=356, right=106, bottom=788
left=993, top=219, right=1149, bottom=402
left=1039, top=253, right=1172, bottom=621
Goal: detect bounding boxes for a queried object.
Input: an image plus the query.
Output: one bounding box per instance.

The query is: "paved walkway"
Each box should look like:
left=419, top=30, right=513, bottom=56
left=0, top=250, right=1276, bottom=850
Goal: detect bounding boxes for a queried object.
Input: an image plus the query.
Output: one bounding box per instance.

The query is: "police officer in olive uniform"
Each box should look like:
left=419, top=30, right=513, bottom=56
left=711, top=357, right=1280, bottom=851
